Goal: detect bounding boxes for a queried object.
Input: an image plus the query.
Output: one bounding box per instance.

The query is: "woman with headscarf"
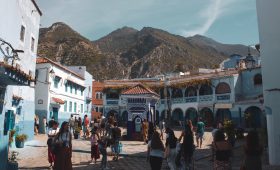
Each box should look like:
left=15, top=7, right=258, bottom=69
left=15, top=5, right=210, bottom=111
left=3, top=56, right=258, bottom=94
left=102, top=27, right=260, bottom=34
left=147, top=131, right=165, bottom=170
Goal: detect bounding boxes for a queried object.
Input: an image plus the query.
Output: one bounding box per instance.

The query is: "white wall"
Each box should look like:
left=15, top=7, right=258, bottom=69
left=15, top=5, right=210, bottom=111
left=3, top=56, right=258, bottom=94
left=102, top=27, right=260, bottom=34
left=256, top=0, right=280, bottom=165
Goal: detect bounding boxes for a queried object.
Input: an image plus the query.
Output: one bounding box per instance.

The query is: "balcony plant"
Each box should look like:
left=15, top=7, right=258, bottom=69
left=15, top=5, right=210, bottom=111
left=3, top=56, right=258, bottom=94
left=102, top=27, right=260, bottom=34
left=15, top=134, right=28, bottom=148
left=9, top=129, right=16, bottom=147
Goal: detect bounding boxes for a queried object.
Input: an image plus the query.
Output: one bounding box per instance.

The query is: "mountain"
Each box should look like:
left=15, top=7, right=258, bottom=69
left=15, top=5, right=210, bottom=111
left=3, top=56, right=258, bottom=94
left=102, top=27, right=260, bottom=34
left=38, top=22, right=258, bottom=80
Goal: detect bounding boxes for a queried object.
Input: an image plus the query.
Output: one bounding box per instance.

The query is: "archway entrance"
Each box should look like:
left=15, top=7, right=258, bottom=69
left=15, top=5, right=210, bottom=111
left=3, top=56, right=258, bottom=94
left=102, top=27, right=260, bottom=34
left=244, top=106, right=263, bottom=128
left=185, top=108, right=198, bottom=125
left=216, top=109, right=231, bottom=123
left=199, top=107, right=214, bottom=127
left=172, top=108, right=184, bottom=126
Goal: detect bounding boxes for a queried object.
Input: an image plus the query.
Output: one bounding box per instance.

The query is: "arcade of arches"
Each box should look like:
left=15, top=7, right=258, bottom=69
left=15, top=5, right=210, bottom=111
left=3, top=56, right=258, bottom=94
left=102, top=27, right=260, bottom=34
left=199, top=84, right=213, bottom=96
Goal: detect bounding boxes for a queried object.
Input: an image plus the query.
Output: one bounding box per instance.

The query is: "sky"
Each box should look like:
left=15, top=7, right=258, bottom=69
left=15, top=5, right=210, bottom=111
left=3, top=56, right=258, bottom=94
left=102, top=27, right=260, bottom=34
left=36, top=0, right=259, bottom=45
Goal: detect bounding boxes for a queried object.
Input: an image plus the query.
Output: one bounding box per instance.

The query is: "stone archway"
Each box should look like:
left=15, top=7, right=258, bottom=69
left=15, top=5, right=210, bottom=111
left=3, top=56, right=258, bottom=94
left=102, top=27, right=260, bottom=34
left=172, top=108, right=184, bottom=126
left=216, top=109, right=232, bottom=123
left=244, top=106, right=263, bottom=128
left=185, top=108, right=198, bottom=125
left=215, top=82, right=231, bottom=94
left=199, top=107, right=214, bottom=127
left=199, top=84, right=213, bottom=96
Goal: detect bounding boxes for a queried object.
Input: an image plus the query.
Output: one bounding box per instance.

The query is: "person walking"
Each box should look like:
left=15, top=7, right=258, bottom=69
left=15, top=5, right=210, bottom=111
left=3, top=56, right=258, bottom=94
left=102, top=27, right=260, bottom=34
left=53, top=121, right=73, bottom=170
left=34, top=115, right=39, bottom=135
left=90, top=126, right=100, bottom=164
left=69, top=115, right=75, bottom=134
left=240, top=130, right=263, bottom=170
left=43, top=116, right=48, bottom=134
left=142, top=119, right=148, bottom=144
left=181, top=125, right=195, bottom=170
left=213, top=129, right=232, bottom=170
left=165, top=129, right=178, bottom=170
left=47, top=121, right=59, bottom=168
left=147, top=131, right=165, bottom=170
left=48, top=116, right=55, bottom=128
left=196, top=117, right=205, bottom=148
left=159, top=120, right=165, bottom=140
left=98, top=136, right=109, bottom=170
left=111, top=122, right=121, bottom=161
left=83, top=115, right=90, bottom=139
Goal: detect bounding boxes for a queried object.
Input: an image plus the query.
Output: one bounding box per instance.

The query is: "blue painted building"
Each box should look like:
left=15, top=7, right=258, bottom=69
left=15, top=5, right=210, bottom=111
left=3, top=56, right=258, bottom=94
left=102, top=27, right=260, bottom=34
left=0, top=0, right=41, bottom=169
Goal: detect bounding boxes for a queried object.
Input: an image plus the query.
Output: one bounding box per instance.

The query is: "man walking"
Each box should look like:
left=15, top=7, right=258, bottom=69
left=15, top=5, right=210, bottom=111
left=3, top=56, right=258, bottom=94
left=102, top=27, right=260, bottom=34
left=196, top=117, right=205, bottom=148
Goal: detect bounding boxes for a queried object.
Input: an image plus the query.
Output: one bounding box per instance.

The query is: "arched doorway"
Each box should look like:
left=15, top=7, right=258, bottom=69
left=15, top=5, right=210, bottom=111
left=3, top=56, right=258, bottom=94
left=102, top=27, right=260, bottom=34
left=244, top=106, right=263, bottom=128
left=172, top=108, right=184, bottom=126
left=121, top=111, right=128, bottom=126
left=185, top=86, right=197, bottom=97
left=215, top=82, right=231, bottom=94
left=199, top=84, right=213, bottom=96
left=199, top=107, right=214, bottom=127
left=216, top=109, right=232, bottom=123
left=185, top=108, right=198, bottom=125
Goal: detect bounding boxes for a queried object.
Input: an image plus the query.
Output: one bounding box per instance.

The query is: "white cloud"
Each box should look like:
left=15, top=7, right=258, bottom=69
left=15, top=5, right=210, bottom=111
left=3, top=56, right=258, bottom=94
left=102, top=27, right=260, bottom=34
left=182, top=0, right=234, bottom=37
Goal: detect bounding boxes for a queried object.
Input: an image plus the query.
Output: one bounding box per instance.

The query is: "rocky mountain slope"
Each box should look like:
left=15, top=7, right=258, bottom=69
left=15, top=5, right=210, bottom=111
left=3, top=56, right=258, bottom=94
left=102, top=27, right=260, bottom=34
left=38, top=22, right=257, bottom=80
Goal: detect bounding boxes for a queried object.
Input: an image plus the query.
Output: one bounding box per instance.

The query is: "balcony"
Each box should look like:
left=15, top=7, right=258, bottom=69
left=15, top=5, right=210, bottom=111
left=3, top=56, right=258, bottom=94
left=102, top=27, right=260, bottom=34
left=199, top=95, right=213, bottom=102
left=106, top=99, right=119, bottom=105
left=185, top=96, right=197, bottom=103
left=172, top=98, right=184, bottom=104
left=0, top=38, right=33, bottom=86
left=216, top=94, right=231, bottom=101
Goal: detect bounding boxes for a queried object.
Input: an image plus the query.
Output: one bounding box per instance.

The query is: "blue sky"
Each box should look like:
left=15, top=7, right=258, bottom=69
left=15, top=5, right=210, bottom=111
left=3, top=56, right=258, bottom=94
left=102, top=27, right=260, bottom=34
left=36, top=0, right=259, bottom=45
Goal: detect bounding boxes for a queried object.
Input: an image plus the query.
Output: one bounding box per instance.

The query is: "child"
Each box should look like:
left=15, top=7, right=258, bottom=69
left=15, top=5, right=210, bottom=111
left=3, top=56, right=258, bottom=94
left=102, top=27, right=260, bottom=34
left=90, top=127, right=100, bottom=163
left=98, top=136, right=109, bottom=170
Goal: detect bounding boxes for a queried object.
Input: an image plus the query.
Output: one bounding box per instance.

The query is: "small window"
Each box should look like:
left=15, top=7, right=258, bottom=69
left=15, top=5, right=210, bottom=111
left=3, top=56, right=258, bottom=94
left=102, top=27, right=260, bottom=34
left=65, top=84, right=68, bottom=92
left=81, top=89, right=83, bottom=96
left=74, top=102, right=77, bottom=112
left=100, top=93, right=103, bottom=99
left=54, top=76, right=60, bottom=88
left=70, top=84, right=73, bottom=93
left=81, top=104, right=83, bottom=113
left=20, top=25, right=25, bottom=42
left=31, top=37, right=35, bottom=52
left=254, top=74, right=262, bottom=86
left=69, top=102, right=72, bottom=112
left=75, top=86, right=77, bottom=95
left=64, top=101, right=67, bottom=112
left=96, top=93, right=99, bottom=99
left=95, top=107, right=98, bottom=112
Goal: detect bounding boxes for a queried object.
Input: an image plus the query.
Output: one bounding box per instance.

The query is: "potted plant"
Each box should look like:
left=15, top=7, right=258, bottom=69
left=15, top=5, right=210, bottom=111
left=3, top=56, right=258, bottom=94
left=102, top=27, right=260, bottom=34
left=15, top=134, right=28, bottom=148
left=74, top=127, right=81, bottom=139
left=7, top=151, right=19, bottom=170
left=9, top=130, right=16, bottom=147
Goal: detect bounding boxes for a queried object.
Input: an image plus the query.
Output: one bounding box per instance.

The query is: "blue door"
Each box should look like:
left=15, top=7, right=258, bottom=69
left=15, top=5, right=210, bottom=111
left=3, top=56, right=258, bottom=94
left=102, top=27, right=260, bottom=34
left=53, top=108, right=58, bottom=122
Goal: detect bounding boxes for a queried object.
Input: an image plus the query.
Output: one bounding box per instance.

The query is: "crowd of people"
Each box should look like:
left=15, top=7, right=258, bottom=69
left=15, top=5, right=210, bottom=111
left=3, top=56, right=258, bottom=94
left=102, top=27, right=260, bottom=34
left=46, top=114, right=121, bottom=170
left=44, top=114, right=263, bottom=170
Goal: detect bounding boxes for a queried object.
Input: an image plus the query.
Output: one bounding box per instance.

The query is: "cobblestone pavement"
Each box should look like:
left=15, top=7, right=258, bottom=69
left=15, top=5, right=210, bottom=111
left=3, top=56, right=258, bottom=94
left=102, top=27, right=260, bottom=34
left=12, top=129, right=280, bottom=170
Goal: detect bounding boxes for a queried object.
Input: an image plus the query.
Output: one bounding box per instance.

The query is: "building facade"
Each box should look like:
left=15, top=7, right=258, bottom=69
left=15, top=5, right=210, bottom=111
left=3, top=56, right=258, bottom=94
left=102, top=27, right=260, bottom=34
left=35, top=58, right=87, bottom=132
left=0, top=0, right=41, bottom=169
left=92, top=81, right=104, bottom=119
left=102, top=66, right=264, bottom=130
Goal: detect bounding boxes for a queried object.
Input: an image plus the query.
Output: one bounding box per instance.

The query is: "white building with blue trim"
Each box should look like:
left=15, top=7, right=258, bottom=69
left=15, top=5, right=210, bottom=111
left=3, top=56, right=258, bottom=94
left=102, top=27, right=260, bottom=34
left=0, top=0, right=41, bottom=169
left=35, top=57, right=92, bottom=132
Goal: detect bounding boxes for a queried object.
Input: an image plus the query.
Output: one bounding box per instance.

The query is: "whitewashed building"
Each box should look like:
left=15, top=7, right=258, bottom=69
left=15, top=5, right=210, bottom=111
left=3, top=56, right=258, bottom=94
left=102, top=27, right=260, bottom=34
left=35, top=57, right=87, bottom=132
left=256, top=0, right=280, bottom=165
left=0, top=0, right=41, bottom=169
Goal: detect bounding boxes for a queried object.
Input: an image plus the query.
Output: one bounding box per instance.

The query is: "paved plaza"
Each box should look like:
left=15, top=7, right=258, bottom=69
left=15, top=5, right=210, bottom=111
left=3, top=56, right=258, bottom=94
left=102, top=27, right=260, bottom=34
left=12, top=130, right=280, bottom=170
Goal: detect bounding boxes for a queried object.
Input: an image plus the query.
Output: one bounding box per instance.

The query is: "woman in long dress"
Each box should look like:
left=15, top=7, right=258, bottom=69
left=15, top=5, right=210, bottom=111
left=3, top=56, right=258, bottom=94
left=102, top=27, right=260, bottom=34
left=47, top=121, right=59, bottom=168
left=53, top=121, right=73, bottom=170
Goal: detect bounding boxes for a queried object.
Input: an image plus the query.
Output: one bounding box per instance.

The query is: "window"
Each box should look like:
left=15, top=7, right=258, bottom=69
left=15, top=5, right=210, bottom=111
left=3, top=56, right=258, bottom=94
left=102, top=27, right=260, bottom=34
left=65, top=84, right=68, bottom=92
left=81, top=89, right=83, bottom=96
left=74, top=102, right=77, bottom=112
left=54, top=76, right=60, bottom=88
left=81, top=104, right=83, bottom=113
left=20, top=25, right=25, bottom=42
left=254, top=74, right=262, bottom=86
left=31, top=37, right=35, bottom=52
left=95, top=107, right=98, bottom=112
left=100, top=93, right=103, bottom=99
left=69, top=102, right=72, bottom=112
left=70, top=84, right=73, bottom=93
left=96, top=93, right=99, bottom=99
left=64, top=101, right=67, bottom=112
left=75, top=86, right=77, bottom=95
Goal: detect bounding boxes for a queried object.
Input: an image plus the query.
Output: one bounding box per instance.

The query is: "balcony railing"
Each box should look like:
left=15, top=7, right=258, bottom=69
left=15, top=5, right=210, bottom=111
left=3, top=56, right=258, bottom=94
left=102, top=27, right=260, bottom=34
left=172, top=98, right=184, bottom=104
left=199, top=95, right=213, bottom=102
left=185, top=96, right=197, bottom=103
left=106, top=100, right=119, bottom=105
left=216, top=94, right=231, bottom=101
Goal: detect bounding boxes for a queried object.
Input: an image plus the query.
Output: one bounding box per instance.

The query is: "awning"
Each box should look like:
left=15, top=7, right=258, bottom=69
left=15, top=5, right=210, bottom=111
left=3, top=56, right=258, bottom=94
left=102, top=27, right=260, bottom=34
left=215, top=103, right=233, bottom=109
left=51, top=97, right=65, bottom=105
